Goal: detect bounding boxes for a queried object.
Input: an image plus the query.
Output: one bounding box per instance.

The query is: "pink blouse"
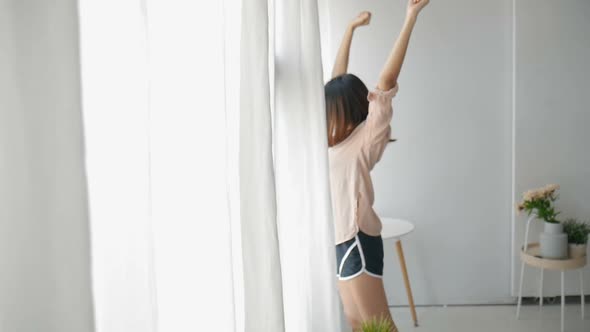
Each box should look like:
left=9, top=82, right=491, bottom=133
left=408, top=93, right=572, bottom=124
left=328, top=84, right=399, bottom=244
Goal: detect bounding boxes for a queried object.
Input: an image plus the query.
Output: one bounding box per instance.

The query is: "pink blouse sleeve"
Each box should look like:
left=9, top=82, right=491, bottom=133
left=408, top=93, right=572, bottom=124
left=362, top=84, right=399, bottom=168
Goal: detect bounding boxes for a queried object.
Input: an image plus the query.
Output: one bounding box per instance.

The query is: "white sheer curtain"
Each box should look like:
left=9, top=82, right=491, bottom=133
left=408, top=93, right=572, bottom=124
left=79, top=0, right=339, bottom=331
left=78, top=1, right=156, bottom=331
left=240, top=0, right=285, bottom=330
left=274, top=1, right=340, bottom=331
left=146, top=1, right=237, bottom=331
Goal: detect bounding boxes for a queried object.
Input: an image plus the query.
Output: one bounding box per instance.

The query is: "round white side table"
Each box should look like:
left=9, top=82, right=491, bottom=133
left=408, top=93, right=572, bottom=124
left=380, top=217, right=418, bottom=327
left=515, top=216, right=587, bottom=332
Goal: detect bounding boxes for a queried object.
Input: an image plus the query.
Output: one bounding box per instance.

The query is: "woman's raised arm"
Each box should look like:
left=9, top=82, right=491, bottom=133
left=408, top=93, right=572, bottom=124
left=377, top=0, right=429, bottom=91
left=331, top=11, right=372, bottom=79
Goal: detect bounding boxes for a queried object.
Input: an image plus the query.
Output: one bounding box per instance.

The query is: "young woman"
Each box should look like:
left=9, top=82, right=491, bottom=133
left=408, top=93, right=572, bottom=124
left=325, top=1, right=429, bottom=331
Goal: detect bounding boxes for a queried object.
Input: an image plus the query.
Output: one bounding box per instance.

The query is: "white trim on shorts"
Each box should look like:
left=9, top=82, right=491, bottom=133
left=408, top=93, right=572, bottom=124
left=337, top=234, right=383, bottom=281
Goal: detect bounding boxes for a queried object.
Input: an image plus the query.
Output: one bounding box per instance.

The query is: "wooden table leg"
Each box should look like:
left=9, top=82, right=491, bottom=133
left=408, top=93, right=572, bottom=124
left=395, top=240, right=418, bottom=327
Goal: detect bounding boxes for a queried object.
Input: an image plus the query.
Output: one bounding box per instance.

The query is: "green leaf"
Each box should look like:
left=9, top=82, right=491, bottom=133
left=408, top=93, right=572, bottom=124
left=359, top=315, right=395, bottom=332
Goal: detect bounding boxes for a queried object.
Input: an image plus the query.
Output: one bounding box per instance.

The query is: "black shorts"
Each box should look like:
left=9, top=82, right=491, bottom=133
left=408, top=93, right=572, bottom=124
left=336, top=230, right=384, bottom=280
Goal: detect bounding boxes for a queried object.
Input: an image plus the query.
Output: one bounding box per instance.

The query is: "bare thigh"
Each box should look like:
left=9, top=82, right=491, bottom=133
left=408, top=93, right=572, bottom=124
left=338, top=280, right=363, bottom=330
left=347, top=273, right=395, bottom=330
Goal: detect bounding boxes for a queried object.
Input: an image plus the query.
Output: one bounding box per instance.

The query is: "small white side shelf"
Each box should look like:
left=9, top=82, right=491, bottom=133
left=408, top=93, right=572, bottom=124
left=516, top=216, right=587, bottom=332
left=521, top=243, right=587, bottom=271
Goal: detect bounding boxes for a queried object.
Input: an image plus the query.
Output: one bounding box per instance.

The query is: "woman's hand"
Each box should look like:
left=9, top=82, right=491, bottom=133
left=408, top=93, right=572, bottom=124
left=406, top=0, right=429, bottom=19
left=350, top=11, right=371, bottom=29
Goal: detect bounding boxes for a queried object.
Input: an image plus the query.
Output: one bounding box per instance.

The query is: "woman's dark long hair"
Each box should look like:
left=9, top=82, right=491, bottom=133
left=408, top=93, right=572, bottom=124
left=324, top=74, right=369, bottom=147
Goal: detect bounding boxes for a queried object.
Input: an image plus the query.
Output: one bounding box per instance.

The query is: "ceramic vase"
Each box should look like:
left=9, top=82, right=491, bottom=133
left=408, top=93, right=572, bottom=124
left=539, top=222, right=568, bottom=259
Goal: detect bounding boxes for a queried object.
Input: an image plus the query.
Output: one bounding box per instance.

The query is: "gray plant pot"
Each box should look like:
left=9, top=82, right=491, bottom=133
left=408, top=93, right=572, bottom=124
left=539, top=222, right=568, bottom=259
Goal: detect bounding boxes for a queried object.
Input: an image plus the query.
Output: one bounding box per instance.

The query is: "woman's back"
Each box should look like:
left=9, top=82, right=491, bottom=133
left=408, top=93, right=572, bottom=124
left=328, top=85, right=398, bottom=245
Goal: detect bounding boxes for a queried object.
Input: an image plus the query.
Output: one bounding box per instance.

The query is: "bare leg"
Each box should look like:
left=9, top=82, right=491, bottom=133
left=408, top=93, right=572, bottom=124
left=338, top=280, right=363, bottom=331
left=347, top=273, right=397, bottom=332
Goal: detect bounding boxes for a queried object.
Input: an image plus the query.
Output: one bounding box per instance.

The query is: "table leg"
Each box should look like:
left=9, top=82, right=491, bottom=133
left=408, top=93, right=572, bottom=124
left=580, top=269, right=585, bottom=319
left=561, top=271, right=565, bottom=332
left=516, top=261, right=525, bottom=319
left=539, top=268, right=544, bottom=310
left=395, top=240, right=418, bottom=327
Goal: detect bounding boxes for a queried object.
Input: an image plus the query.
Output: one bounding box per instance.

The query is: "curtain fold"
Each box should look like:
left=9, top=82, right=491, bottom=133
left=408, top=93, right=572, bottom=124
left=274, top=0, right=341, bottom=331
left=239, top=0, right=285, bottom=331
left=0, top=1, right=95, bottom=331
left=139, top=1, right=236, bottom=331
left=78, top=0, right=157, bottom=331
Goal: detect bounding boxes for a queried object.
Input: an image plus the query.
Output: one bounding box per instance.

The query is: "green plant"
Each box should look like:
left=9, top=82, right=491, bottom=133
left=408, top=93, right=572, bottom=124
left=562, top=218, right=590, bottom=245
left=517, top=184, right=561, bottom=223
left=358, top=315, right=396, bottom=332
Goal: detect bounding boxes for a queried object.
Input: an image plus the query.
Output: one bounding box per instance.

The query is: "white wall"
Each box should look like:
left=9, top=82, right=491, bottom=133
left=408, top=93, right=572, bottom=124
left=512, top=0, right=590, bottom=297
left=320, top=0, right=514, bottom=305
left=0, top=1, right=95, bottom=331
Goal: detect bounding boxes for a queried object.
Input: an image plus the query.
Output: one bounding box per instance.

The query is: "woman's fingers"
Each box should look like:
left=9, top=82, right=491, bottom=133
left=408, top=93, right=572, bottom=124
left=363, top=12, right=371, bottom=25
left=352, top=11, right=372, bottom=28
